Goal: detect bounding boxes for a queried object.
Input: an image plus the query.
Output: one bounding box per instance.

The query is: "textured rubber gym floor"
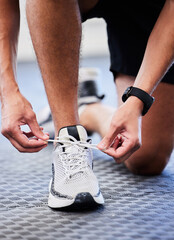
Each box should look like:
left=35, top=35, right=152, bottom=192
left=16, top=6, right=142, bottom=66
left=0, top=58, right=174, bottom=240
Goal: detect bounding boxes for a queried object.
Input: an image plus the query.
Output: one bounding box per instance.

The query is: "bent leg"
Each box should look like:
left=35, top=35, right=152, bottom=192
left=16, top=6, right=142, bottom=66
left=116, top=73, right=174, bottom=175
left=80, top=103, right=115, bottom=138
left=78, top=0, right=99, bottom=13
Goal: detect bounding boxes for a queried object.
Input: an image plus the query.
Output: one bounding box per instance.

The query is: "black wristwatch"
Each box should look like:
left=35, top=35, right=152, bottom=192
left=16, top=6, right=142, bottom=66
left=122, top=86, right=155, bottom=116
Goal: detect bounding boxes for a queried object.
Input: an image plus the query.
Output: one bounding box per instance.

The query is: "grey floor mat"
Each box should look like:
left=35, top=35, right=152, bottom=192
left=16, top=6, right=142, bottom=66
left=0, top=141, right=174, bottom=240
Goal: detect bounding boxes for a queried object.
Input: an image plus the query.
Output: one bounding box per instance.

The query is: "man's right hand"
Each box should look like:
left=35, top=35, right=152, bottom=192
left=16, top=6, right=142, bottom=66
left=1, top=91, right=49, bottom=152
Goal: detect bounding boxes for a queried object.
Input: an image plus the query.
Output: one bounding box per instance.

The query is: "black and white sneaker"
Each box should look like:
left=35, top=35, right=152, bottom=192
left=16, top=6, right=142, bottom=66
left=36, top=67, right=105, bottom=138
left=78, top=67, right=105, bottom=115
left=48, top=125, right=104, bottom=208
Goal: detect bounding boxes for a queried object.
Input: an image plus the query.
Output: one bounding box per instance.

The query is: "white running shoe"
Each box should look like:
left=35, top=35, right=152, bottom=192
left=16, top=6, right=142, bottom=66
left=48, top=125, right=104, bottom=208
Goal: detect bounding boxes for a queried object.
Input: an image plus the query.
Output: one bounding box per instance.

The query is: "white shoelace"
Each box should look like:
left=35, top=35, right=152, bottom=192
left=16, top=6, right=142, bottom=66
left=47, top=135, right=98, bottom=150
left=47, top=135, right=98, bottom=178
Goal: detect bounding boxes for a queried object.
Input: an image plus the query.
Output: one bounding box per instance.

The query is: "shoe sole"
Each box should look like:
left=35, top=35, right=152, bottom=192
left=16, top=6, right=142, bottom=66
left=48, top=180, right=104, bottom=209
left=48, top=191, right=104, bottom=209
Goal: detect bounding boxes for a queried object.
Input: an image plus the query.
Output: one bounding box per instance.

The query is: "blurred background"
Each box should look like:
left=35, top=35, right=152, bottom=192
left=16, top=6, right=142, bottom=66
left=18, top=1, right=110, bottom=61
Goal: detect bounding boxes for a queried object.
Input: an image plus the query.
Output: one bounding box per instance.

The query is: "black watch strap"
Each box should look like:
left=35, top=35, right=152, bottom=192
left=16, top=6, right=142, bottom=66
left=122, top=86, right=155, bottom=116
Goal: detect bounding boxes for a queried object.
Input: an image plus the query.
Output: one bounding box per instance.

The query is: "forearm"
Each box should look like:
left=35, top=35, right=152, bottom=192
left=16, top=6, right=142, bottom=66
left=134, top=0, right=174, bottom=95
left=99, top=1, right=174, bottom=160
left=0, top=0, right=20, bottom=101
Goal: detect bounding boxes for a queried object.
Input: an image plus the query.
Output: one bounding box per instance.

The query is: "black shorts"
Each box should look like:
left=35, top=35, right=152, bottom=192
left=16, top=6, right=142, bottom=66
left=82, top=0, right=174, bottom=84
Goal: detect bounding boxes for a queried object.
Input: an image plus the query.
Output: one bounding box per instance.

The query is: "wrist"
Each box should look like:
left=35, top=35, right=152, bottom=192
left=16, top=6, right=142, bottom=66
left=122, top=86, right=155, bottom=115
left=0, top=63, right=18, bottom=97
left=0, top=74, right=20, bottom=100
left=0, top=86, right=21, bottom=105
left=125, top=96, right=144, bottom=116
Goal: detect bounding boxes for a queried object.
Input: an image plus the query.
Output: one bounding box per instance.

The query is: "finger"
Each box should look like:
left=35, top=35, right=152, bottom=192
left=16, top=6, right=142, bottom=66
left=110, top=136, right=120, bottom=149
left=103, top=137, right=140, bottom=163
left=7, top=135, right=48, bottom=153
left=8, top=127, right=48, bottom=149
left=44, top=132, right=49, bottom=136
left=23, top=131, right=49, bottom=138
left=23, top=131, right=35, bottom=138
left=97, top=124, right=122, bottom=150
left=27, top=115, right=49, bottom=140
left=113, top=146, right=136, bottom=164
left=39, top=127, right=50, bottom=136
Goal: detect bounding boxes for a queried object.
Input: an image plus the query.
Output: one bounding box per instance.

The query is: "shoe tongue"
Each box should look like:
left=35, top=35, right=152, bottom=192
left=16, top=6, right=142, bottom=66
left=58, top=125, right=88, bottom=142
left=58, top=126, right=88, bottom=179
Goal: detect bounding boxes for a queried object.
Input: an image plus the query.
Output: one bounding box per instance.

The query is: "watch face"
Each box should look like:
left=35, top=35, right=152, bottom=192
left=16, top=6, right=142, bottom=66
left=122, top=86, right=155, bottom=115
left=122, top=86, right=132, bottom=102
left=125, top=87, right=131, bottom=95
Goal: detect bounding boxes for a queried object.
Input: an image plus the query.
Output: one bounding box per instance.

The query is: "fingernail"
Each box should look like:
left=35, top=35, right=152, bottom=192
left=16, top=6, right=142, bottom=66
left=38, top=139, right=48, bottom=144
left=43, top=134, right=49, bottom=139
left=102, top=147, right=108, bottom=151
left=44, top=132, right=50, bottom=136
left=97, top=143, right=107, bottom=151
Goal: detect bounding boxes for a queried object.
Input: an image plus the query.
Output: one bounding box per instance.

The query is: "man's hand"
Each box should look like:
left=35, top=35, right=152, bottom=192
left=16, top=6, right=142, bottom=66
left=97, top=97, right=143, bottom=163
left=1, top=92, right=49, bottom=152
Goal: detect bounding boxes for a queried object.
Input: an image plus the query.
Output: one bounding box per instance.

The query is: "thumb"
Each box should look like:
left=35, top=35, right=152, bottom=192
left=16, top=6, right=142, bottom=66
left=28, top=118, right=49, bottom=140
left=97, top=124, right=120, bottom=151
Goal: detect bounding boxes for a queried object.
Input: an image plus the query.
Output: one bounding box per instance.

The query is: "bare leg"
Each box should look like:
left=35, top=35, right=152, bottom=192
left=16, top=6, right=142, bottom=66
left=26, top=0, right=101, bottom=135
left=116, top=73, right=174, bottom=175
left=80, top=103, right=115, bottom=138
left=26, top=0, right=82, bottom=135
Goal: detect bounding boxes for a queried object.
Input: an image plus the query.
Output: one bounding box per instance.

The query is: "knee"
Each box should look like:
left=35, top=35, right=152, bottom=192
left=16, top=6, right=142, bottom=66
left=125, top=151, right=170, bottom=176
left=78, top=0, right=99, bottom=15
